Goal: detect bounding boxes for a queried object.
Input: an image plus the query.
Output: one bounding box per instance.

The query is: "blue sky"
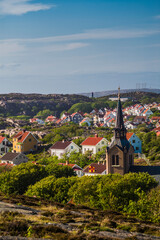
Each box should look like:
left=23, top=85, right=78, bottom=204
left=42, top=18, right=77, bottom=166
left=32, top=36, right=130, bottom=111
left=0, top=0, right=160, bottom=94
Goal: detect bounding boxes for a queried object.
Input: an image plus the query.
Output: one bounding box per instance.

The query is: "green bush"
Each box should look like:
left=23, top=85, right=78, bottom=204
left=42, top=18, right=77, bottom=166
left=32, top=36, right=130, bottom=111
left=26, top=176, right=77, bottom=203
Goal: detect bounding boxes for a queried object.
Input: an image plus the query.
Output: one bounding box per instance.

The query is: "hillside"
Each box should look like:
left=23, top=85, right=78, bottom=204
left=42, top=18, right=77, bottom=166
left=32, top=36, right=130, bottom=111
left=0, top=93, right=91, bottom=118
left=0, top=194, right=159, bottom=240
left=0, top=91, right=159, bottom=119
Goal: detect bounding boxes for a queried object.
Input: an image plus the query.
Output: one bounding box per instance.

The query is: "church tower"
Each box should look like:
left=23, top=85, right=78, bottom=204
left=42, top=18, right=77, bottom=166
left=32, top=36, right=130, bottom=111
left=106, top=88, right=134, bottom=175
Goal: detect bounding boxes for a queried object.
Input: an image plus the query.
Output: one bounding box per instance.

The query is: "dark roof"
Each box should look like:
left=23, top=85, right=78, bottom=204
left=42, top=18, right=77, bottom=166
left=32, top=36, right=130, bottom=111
left=1, top=152, right=20, bottom=161
left=129, top=166, right=160, bottom=175
left=83, top=163, right=106, bottom=174
left=109, top=137, right=131, bottom=151
left=50, top=141, right=71, bottom=150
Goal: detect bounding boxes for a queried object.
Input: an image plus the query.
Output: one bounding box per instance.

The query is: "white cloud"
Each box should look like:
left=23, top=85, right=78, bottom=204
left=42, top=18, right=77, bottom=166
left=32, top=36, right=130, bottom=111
left=43, top=42, right=89, bottom=52
left=2, top=28, right=160, bottom=44
left=0, top=41, right=89, bottom=56
left=0, top=0, right=53, bottom=15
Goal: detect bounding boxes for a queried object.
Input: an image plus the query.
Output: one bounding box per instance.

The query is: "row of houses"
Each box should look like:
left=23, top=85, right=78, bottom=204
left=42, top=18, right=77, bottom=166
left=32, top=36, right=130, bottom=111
left=0, top=130, right=142, bottom=166
left=50, top=132, right=142, bottom=159
left=29, top=102, right=158, bottom=129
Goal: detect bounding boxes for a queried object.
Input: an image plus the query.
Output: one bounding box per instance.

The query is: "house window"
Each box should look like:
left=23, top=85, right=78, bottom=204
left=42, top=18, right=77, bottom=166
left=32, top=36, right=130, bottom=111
left=2, top=142, right=5, bottom=145
left=1, top=148, right=4, bottom=151
left=112, top=155, right=115, bottom=165
left=132, top=140, right=135, bottom=143
left=98, top=148, right=100, bottom=151
left=34, top=145, right=37, bottom=149
left=102, top=141, right=104, bottom=144
left=136, top=147, right=139, bottom=150
left=29, top=138, right=32, bottom=142
left=71, top=146, right=73, bottom=149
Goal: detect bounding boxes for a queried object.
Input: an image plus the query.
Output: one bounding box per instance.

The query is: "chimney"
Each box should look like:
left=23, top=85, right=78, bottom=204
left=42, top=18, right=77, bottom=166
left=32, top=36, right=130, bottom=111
left=95, top=134, right=98, bottom=138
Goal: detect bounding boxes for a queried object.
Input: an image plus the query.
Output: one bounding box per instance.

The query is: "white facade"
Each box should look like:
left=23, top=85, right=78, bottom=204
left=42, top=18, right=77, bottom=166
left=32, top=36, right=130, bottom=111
left=82, top=138, right=108, bottom=155
left=0, top=138, right=11, bottom=155
left=84, top=170, right=106, bottom=176
left=50, top=142, right=80, bottom=159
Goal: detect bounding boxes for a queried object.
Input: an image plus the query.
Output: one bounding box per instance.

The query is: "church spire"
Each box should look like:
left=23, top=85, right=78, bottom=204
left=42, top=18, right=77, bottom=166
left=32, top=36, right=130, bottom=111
left=118, top=86, right=120, bottom=100
left=115, top=87, right=125, bottom=130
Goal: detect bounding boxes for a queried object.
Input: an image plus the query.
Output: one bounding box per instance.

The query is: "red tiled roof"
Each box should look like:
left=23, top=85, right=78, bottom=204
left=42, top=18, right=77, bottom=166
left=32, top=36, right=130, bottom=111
left=126, top=132, right=134, bottom=140
left=81, top=136, right=103, bottom=146
left=0, top=136, right=5, bottom=144
left=50, top=141, right=71, bottom=150
left=13, top=131, right=30, bottom=143
left=143, top=109, right=150, bottom=114
left=83, top=163, right=106, bottom=174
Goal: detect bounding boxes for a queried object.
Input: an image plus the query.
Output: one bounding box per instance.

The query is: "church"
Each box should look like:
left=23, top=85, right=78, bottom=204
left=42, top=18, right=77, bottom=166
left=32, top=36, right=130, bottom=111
left=106, top=88, right=134, bottom=175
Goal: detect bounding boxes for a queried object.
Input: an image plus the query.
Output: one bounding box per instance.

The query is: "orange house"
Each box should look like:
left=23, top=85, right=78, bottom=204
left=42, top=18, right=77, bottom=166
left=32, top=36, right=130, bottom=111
left=13, top=131, right=38, bottom=153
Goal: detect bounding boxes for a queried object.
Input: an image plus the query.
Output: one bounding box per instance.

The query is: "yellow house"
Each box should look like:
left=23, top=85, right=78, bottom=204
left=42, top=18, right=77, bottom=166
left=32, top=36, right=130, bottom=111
left=13, top=131, right=38, bottom=153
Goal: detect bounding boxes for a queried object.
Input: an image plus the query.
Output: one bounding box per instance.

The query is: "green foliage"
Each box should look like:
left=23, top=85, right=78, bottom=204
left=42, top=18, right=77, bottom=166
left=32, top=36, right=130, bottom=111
left=72, top=137, right=85, bottom=147
left=45, top=162, right=76, bottom=178
left=42, top=124, right=84, bottom=144
left=68, top=102, right=93, bottom=114
left=26, top=176, right=76, bottom=203
left=9, top=115, right=30, bottom=120
left=124, top=186, right=160, bottom=222
left=68, top=173, right=157, bottom=211
left=36, top=109, right=53, bottom=119
left=24, top=172, right=159, bottom=222
left=0, top=162, right=47, bottom=195
left=132, top=125, right=160, bottom=161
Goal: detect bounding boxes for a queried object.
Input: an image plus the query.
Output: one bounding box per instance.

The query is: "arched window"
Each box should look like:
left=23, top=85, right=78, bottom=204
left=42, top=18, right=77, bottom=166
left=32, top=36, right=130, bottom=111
left=112, top=155, right=115, bottom=165
left=116, top=155, right=119, bottom=165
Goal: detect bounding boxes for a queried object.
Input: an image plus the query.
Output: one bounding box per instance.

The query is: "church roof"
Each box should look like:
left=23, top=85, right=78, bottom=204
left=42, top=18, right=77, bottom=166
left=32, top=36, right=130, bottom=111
left=109, top=138, right=130, bottom=151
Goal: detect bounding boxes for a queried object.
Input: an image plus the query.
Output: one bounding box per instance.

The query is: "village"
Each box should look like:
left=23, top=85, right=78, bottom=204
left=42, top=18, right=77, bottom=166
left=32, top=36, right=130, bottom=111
left=0, top=96, right=160, bottom=181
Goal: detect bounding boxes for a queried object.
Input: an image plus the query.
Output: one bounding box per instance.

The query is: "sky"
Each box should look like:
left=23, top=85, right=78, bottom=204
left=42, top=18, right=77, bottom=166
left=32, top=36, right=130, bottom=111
left=0, top=0, right=160, bottom=94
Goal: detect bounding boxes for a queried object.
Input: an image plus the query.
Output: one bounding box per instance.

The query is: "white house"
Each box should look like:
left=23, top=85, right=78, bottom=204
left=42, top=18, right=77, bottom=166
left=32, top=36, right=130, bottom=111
left=81, top=134, right=108, bottom=155
left=1, top=152, right=28, bottom=165
left=124, top=122, right=137, bottom=130
left=83, top=163, right=106, bottom=176
left=50, top=141, right=80, bottom=159
left=126, top=132, right=142, bottom=153
left=0, top=136, right=11, bottom=155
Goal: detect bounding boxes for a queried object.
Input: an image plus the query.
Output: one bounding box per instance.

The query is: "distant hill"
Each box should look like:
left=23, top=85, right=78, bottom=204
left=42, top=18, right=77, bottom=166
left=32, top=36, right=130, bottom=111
left=79, top=88, right=160, bottom=98
left=0, top=90, right=159, bottom=119
left=0, top=93, right=91, bottom=118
